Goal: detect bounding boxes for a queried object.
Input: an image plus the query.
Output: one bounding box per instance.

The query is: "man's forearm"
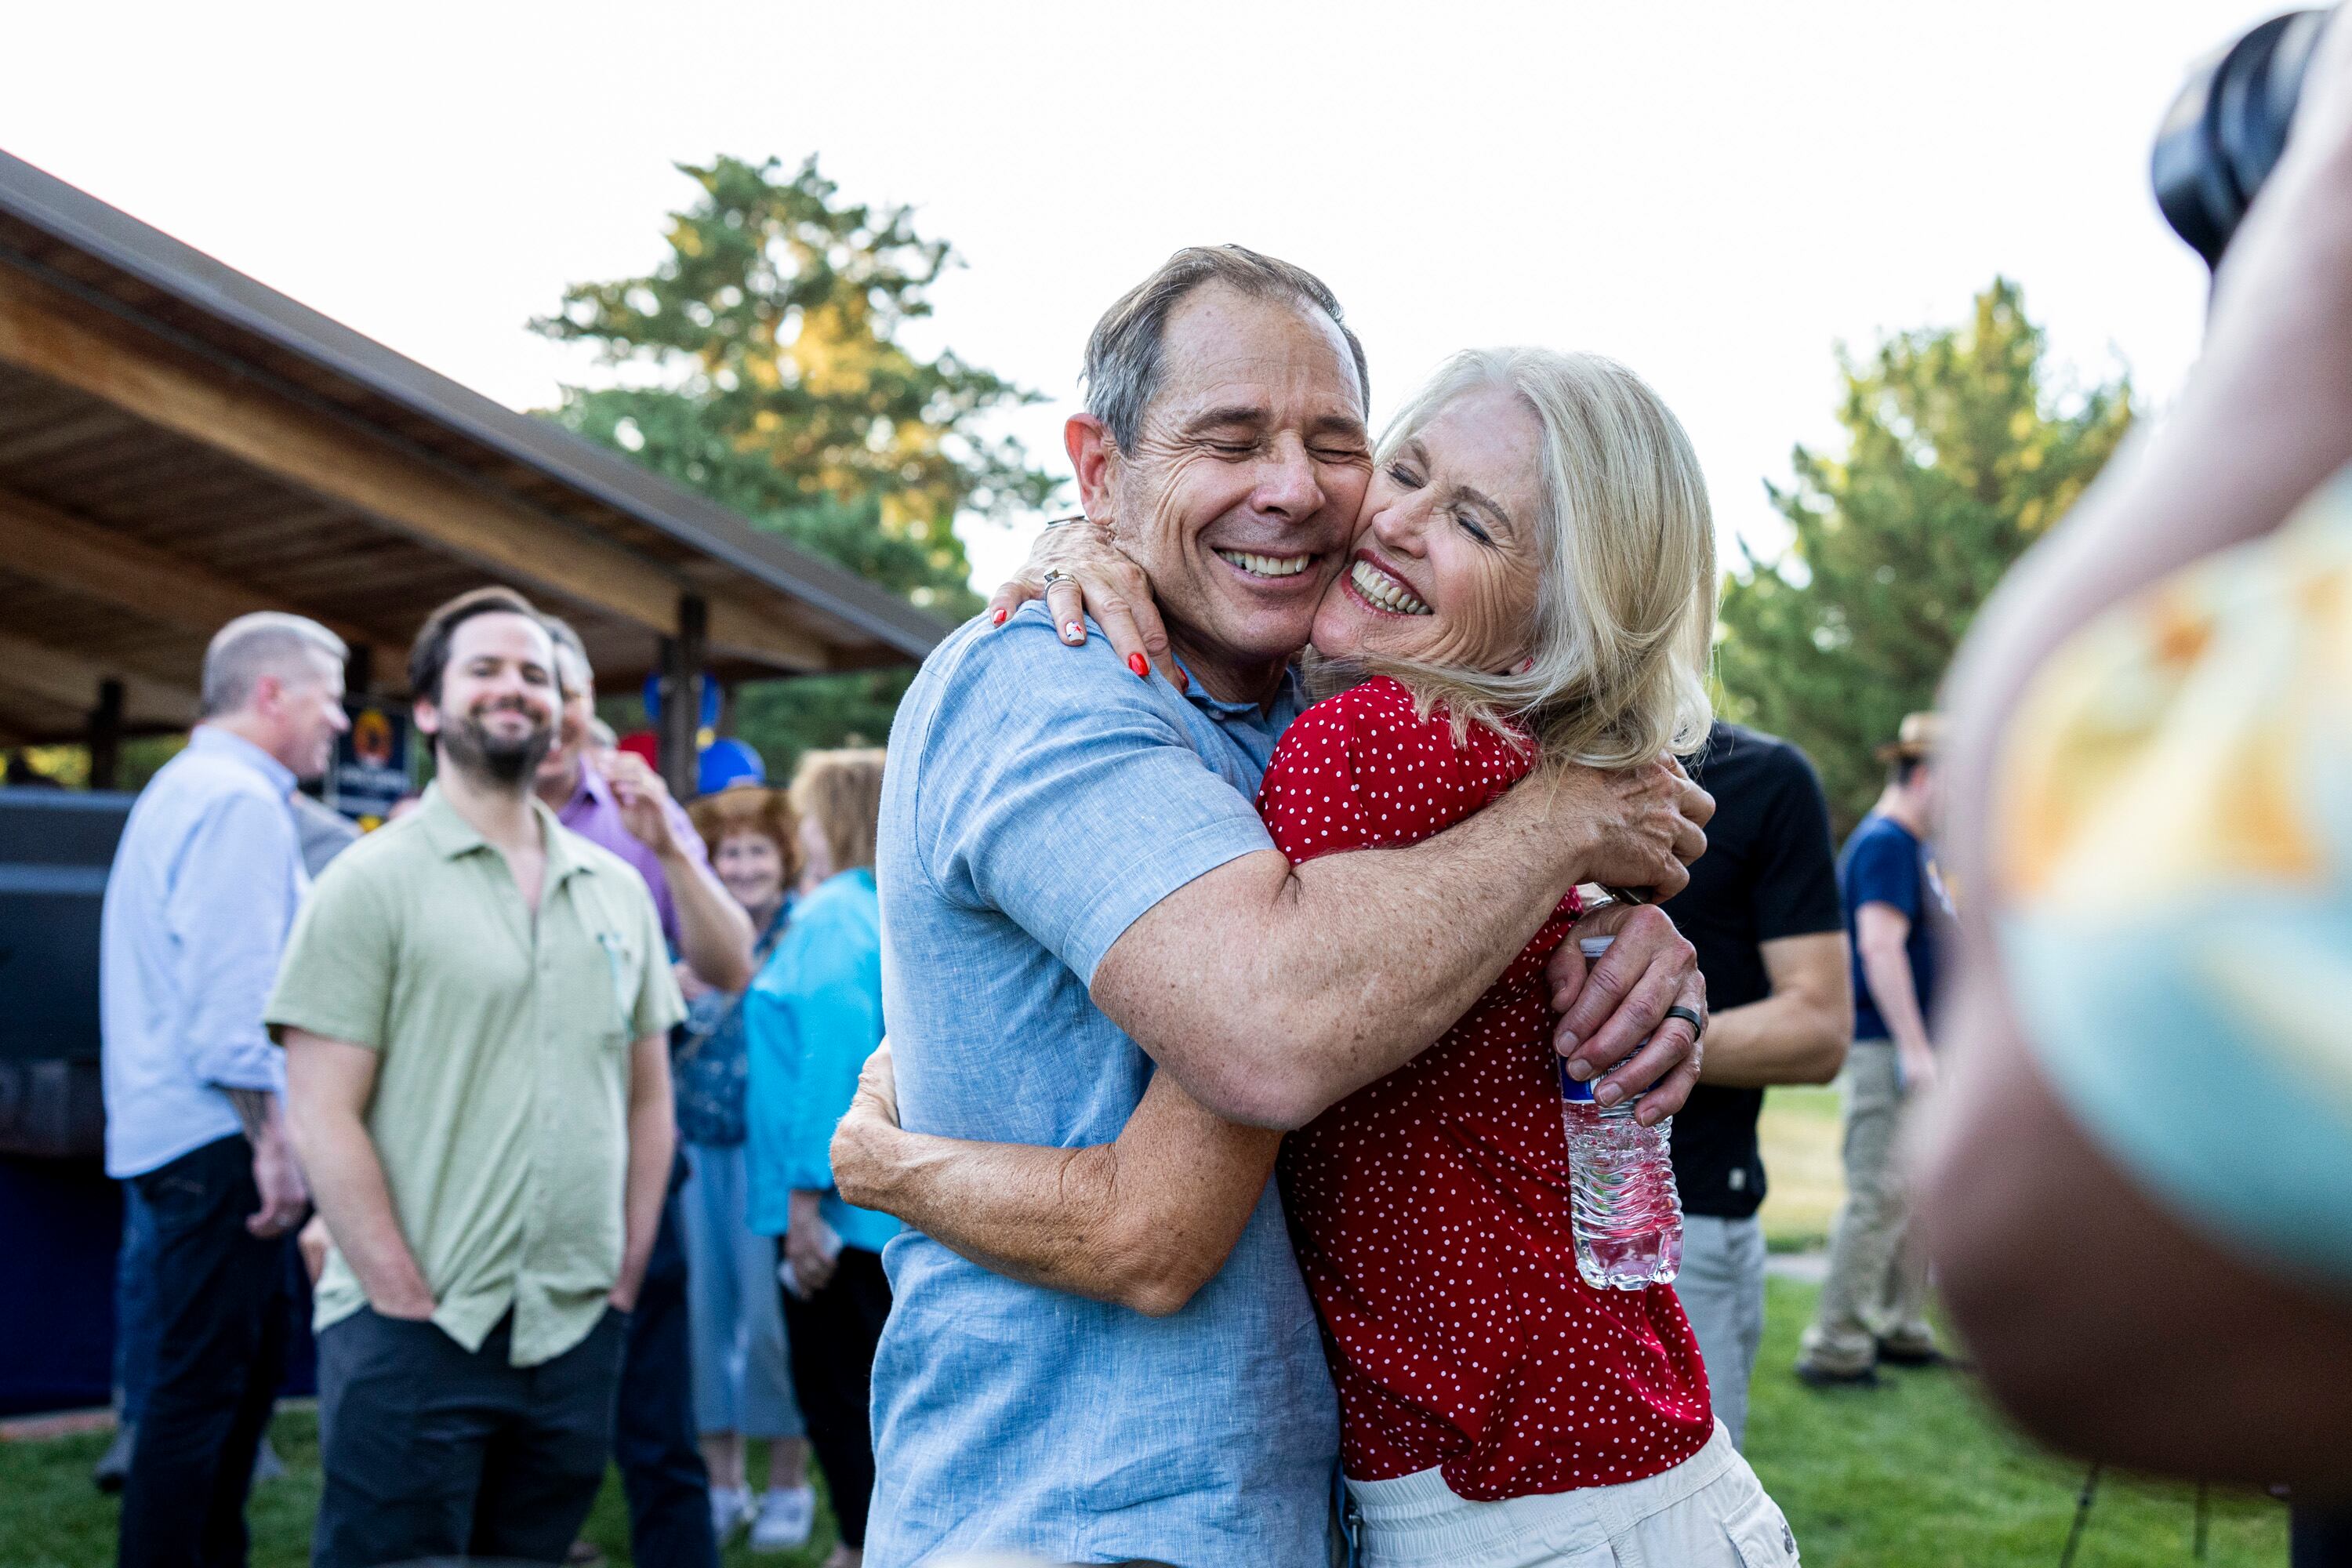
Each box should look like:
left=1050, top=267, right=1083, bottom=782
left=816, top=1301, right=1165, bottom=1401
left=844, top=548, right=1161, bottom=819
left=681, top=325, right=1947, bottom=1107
left=1100, top=782, right=1600, bottom=1128
left=1860, top=948, right=1933, bottom=1060
left=294, top=1112, right=433, bottom=1313
left=225, top=1087, right=280, bottom=1146
left=615, top=1040, right=675, bottom=1306
left=1699, top=992, right=1847, bottom=1088
left=664, top=850, right=756, bottom=993
left=833, top=1077, right=1279, bottom=1316
left=844, top=1127, right=1128, bottom=1296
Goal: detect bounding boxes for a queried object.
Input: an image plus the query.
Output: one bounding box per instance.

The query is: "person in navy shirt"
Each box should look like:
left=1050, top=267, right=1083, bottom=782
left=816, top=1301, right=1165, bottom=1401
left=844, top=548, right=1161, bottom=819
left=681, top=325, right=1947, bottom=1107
left=1797, top=712, right=1956, bottom=1385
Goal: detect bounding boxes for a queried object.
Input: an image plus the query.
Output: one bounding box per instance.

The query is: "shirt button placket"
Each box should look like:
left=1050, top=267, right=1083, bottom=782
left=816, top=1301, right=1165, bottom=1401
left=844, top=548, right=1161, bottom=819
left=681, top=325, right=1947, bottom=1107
left=517, top=910, right=555, bottom=1362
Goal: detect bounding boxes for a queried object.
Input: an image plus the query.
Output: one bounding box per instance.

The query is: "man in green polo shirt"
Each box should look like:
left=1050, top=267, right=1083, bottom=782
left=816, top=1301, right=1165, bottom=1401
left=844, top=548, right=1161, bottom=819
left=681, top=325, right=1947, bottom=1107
left=274, top=586, right=684, bottom=1568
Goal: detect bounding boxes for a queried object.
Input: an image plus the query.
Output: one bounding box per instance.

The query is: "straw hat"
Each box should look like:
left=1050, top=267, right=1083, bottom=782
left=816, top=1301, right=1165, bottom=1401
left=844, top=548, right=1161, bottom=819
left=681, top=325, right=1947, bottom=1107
left=1874, top=710, right=1946, bottom=763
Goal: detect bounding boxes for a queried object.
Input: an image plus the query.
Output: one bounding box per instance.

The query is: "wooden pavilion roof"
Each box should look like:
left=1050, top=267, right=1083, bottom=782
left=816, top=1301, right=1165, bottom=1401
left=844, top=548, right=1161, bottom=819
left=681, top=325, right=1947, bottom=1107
left=0, top=149, right=949, bottom=746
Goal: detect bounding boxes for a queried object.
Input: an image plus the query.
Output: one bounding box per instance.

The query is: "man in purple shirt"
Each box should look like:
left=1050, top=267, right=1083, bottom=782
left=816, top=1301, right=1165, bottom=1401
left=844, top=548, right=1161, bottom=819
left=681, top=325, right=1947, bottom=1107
left=535, top=624, right=750, bottom=981
left=535, top=617, right=753, bottom=1568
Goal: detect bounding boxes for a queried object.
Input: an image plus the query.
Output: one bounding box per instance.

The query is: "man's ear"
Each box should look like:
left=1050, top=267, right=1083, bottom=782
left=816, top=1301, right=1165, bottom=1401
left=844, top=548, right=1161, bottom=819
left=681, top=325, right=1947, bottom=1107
left=1065, top=413, right=1119, bottom=524
left=412, top=693, right=441, bottom=740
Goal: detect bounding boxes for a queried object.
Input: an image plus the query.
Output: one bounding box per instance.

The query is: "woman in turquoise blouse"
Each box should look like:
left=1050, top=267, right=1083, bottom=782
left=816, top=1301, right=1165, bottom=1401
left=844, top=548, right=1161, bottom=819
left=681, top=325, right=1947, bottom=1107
left=742, top=748, right=895, bottom=1568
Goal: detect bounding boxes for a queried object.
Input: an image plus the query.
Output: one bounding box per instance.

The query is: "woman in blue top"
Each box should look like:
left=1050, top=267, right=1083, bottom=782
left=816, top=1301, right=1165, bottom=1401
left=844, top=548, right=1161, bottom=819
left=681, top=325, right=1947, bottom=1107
left=743, top=748, right=896, bottom=1568
left=677, top=786, right=815, bottom=1548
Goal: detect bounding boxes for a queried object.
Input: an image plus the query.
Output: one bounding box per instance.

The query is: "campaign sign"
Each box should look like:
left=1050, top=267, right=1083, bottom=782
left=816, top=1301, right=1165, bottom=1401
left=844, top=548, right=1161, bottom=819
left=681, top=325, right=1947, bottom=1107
left=328, top=702, right=412, bottom=828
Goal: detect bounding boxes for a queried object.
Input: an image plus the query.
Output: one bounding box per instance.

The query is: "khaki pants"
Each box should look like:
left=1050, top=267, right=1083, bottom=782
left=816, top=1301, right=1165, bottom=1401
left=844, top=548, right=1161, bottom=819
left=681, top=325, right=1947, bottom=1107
left=1344, top=1423, right=1797, bottom=1567
left=1798, top=1040, right=1932, bottom=1374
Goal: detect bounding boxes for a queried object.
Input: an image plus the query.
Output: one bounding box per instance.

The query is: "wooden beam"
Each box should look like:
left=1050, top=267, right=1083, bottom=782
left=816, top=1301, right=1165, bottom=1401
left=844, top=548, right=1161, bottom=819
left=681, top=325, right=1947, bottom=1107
left=659, top=595, right=707, bottom=800
left=0, top=485, right=378, bottom=652
left=706, top=594, right=826, bottom=673
left=0, top=632, right=196, bottom=728
left=0, top=265, right=827, bottom=673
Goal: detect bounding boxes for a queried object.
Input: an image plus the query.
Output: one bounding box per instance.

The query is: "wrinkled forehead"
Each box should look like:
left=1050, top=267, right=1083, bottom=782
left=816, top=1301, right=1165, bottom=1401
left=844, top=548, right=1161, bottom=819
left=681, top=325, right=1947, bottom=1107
left=1145, top=285, right=1367, bottom=435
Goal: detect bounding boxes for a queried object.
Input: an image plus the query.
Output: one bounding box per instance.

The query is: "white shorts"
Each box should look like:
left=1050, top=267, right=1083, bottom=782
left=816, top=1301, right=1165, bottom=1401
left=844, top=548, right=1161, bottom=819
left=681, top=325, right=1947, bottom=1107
left=1342, top=1421, right=1798, bottom=1568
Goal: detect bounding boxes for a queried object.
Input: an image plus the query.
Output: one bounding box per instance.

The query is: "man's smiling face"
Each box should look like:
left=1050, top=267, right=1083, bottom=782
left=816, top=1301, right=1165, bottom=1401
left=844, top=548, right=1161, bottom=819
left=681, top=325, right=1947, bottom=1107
left=1095, top=283, right=1371, bottom=693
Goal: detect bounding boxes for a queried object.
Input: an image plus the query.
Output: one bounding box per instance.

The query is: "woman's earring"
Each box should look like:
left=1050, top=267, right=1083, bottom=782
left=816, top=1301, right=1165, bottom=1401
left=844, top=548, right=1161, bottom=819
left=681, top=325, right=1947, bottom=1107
left=1515, top=655, right=1536, bottom=674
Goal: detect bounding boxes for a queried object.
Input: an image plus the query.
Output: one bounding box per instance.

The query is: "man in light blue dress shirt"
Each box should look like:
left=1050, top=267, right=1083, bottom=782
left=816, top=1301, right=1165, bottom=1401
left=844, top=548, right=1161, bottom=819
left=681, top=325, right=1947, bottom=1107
left=868, top=248, right=1713, bottom=1567
left=101, top=612, right=349, bottom=1568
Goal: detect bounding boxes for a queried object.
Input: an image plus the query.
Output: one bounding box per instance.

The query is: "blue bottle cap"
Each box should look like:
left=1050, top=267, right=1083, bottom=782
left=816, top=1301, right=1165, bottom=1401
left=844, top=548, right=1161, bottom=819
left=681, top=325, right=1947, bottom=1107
left=1559, top=1059, right=1595, bottom=1102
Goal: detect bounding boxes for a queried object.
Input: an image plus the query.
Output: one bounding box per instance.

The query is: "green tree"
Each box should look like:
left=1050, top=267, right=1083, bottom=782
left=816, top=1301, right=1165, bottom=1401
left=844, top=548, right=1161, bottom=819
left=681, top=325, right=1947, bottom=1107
left=1715, top=278, right=2133, bottom=833
left=537, top=155, right=1060, bottom=770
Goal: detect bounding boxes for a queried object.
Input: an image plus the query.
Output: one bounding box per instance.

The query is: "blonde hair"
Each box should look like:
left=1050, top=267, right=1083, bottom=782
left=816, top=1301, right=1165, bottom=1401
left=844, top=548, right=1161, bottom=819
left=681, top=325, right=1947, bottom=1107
left=789, top=749, right=885, bottom=874
left=1339, top=349, right=1715, bottom=768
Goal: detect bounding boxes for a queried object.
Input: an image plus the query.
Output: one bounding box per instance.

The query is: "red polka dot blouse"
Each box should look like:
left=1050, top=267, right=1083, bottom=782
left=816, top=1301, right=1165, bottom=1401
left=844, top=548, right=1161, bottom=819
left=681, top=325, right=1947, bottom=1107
left=1260, top=676, right=1714, bottom=1500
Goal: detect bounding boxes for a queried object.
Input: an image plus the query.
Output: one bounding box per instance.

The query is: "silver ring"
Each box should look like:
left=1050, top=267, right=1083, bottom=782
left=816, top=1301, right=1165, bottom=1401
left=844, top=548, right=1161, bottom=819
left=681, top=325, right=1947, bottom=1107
left=1040, top=568, right=1076, bottom=590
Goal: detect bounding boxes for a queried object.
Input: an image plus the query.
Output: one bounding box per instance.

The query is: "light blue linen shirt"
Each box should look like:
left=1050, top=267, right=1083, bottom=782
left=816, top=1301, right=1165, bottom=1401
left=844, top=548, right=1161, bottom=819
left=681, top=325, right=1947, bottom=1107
left=867, top=603, right=1339, bottom=1568
left=742, top=867, right=900, bottom=1254
left=100, top=726, right=307, bottom=1179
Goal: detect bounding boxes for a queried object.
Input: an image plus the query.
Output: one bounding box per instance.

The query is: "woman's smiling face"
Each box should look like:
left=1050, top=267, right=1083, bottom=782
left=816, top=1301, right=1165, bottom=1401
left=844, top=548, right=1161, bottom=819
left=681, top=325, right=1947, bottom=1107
left=1311, top=381, right=1547, bottom=672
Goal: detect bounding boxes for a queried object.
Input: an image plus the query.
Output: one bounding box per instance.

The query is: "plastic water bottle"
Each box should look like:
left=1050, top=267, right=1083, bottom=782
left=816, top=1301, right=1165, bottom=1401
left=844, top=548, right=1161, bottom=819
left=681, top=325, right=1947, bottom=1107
left=1560, top=935, right=1684, bottom=1290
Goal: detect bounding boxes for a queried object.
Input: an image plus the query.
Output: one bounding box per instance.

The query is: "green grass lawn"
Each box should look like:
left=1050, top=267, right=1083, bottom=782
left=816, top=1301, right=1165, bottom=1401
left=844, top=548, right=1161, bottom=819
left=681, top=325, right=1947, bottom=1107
left=1746, top=1276, right=2285, bottom=1566
left=1759, top=1082, right=1846, bottom=1252
left=0, top=1418, right=840, bottom=1568
left=0, top=1276, right=2288, bottom=1566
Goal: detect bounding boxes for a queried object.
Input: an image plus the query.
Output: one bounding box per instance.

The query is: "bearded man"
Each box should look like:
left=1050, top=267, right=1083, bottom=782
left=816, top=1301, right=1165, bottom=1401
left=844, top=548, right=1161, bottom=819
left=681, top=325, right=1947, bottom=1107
left=271, top=586, right=684, bottom=1568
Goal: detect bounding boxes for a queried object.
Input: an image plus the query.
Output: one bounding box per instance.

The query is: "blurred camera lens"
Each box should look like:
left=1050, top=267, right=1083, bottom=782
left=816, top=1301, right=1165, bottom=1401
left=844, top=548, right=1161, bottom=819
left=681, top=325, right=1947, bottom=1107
left=2153, top=8, right=2332, bottom=270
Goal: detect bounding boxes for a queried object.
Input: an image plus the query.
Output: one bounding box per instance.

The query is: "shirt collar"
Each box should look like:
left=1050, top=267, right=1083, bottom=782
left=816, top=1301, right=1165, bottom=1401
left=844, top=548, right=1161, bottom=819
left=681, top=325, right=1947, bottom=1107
left=188, top=724, right=299, bottom=799
left=1171, top=654, right=1306, bottom=728
left=415, top=782, right=595, bottom=884
left=558, top=760, right=611, bottom=820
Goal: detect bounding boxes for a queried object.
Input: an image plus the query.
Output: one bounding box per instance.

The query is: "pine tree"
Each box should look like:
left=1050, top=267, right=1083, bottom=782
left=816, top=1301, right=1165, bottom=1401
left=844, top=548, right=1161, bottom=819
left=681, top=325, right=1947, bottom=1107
left=1715, top=278, right=2133, bottom=833
left=535, top=154, right=1058, bottom=619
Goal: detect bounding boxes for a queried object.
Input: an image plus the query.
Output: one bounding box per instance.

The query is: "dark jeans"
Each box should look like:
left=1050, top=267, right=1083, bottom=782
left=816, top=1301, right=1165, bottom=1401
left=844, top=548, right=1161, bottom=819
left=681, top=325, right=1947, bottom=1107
left=312, top=1307, right=629, bottom=1568
left=2295, top=1505, right=2352, bottom=1568
left=118, top=1135, right=291, bottom=1568
left=779, top=1244, right=891, bottom=1550
left=114, top=1181, right=161, bottom=1424
left=614, top=1180, right=717, bottom=1568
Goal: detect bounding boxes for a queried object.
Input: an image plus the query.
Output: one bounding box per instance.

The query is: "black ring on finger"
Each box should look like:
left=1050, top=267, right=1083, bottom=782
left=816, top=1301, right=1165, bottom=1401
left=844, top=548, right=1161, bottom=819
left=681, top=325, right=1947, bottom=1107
left=1664, top=1004, right=1706, bottom=1040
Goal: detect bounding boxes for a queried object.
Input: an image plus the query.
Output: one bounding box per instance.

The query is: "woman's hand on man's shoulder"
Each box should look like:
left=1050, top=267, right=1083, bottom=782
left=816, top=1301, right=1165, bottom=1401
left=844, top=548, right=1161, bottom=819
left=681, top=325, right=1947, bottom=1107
left=984, top=520, right=1185, bottom=688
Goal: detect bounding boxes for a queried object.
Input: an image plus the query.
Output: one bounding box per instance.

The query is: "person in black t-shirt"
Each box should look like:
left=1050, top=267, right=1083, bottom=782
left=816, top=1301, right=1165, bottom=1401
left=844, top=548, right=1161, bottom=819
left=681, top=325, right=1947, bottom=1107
left=1659, top=720, right=1850, bottom=1448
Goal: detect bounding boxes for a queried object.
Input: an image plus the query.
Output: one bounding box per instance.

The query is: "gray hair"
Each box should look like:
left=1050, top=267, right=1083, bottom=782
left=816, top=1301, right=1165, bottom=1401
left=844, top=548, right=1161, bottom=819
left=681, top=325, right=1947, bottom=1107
left=1341, top=349, right=1716, bottom=770
left=541, top=614, right=593, bottom=698
left=201, top=612, right=347, bottom=717
left=1081, top=245, right=1370, bottom=452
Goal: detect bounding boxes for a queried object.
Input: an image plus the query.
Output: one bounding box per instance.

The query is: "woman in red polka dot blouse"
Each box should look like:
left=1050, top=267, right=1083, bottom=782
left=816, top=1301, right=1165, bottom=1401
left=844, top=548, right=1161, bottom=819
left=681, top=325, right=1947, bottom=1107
left=839, top=350, right=1798, bottom=1566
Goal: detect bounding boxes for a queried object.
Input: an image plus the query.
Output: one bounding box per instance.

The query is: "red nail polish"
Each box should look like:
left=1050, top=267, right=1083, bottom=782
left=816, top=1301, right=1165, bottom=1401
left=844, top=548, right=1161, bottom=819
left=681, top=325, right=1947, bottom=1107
left=992, top=608, right=1007, bottom=626
left=1128, top=652, right=1149, bottom=679
left=1175, top=667, right=1189, bottom=693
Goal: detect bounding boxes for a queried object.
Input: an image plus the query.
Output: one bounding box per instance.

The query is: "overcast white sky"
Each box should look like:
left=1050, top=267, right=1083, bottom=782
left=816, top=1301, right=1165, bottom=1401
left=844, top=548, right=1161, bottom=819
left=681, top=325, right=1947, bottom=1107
left=1, top=1, right=2289, bottom=593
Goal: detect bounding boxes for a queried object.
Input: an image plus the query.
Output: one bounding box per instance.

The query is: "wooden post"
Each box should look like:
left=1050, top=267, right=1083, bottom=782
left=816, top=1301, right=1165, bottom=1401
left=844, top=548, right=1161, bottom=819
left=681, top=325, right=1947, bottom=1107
left=87, top=677, right=124, bottom=792
left=660, top=594, right=707, bottom=801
